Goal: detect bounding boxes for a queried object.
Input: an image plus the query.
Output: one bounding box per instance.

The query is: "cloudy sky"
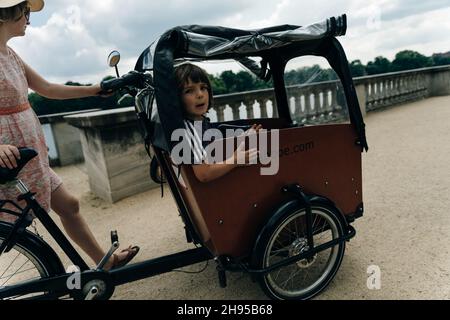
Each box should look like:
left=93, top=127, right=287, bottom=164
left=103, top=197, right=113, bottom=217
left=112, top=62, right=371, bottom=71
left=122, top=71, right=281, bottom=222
left=8, top=0, right=450, bottom=84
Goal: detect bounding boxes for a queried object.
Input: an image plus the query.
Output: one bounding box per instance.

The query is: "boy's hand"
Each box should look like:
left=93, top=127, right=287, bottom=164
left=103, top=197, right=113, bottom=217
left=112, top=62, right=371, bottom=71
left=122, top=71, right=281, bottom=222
left=245, top=124, right=263, bottom=136
left=234, top=141, right=259, bottom=166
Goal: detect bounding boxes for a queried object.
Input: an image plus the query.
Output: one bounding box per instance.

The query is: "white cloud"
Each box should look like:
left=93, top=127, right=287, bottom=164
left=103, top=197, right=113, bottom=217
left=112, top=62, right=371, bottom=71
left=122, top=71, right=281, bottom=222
left=341, top=5, right=450, bottom=63
left=6, top=0, right=450, bottom=84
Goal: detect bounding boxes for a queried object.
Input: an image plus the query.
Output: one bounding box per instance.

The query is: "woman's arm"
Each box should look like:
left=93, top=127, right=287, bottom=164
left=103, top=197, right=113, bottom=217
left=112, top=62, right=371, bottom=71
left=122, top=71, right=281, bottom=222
left=22, top=61, right=100, bottom=99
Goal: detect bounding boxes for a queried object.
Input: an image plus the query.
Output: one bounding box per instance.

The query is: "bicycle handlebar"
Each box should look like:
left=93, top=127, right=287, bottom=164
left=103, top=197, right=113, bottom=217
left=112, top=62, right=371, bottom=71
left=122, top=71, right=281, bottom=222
left=100, top=71, right=151, bottom=93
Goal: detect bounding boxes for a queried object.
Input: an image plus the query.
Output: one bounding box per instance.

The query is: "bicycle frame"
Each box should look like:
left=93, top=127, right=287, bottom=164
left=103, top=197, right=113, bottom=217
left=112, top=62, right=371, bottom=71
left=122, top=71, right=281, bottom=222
left=0, top=178, right=354, bottom=299
left=0, top=180, right=89, bottom=270
left=0, top=179, right=212, bottom=299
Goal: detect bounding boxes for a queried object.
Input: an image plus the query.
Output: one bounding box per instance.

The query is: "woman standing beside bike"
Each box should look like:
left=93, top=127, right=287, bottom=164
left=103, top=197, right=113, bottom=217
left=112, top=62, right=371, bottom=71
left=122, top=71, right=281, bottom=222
left=0, top=0, right=138, bottom=270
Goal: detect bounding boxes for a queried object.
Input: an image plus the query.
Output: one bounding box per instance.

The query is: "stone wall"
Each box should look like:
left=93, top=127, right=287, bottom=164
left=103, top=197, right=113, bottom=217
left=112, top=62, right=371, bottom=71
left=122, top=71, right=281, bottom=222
left=38, top=109, right=100, bottom=166
left=65, top=108, right=157, bottom=203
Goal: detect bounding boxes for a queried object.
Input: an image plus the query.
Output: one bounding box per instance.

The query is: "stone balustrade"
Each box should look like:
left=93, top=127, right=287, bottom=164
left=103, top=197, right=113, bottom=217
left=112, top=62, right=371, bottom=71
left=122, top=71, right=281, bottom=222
left=49, top=65, right=449, bottom=202
left=210, top=80, right=354, bottom=124
left=208, top=65, right=450, bottom=123
left=353, top=66, right=450, bottom=112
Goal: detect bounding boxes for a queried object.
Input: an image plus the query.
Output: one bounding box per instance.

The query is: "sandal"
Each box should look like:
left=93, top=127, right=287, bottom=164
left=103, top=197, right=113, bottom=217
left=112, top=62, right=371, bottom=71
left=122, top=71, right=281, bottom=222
left=111, top=245, right=140, bottom=270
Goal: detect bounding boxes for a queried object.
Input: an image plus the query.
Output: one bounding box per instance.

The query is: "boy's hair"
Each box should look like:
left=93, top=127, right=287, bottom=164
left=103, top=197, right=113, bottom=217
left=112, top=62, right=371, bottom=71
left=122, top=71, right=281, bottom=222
left=0, top=1, right=29, bottom=24
left=174, top=63, right=214, bottom=111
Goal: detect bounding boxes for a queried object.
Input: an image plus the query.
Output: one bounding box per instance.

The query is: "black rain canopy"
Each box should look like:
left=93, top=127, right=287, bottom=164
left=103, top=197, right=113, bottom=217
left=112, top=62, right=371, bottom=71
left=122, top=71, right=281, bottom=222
left=135, top=14, right=368, bottom=152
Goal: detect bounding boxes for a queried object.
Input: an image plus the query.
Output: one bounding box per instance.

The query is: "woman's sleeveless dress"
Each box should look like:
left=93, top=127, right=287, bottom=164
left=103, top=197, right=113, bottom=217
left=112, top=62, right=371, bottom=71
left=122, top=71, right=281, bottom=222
left=0, top=47, right=62, bottom=222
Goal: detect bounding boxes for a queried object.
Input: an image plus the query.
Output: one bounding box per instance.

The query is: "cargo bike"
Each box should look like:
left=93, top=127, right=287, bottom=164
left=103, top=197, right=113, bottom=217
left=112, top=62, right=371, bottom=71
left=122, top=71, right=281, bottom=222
left=0, top=14, right=368, bottom=300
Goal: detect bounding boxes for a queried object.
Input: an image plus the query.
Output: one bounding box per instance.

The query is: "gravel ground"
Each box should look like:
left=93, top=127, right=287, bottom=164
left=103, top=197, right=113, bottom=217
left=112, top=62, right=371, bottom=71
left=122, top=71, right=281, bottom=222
left=43, top=96, right=450, bottom=300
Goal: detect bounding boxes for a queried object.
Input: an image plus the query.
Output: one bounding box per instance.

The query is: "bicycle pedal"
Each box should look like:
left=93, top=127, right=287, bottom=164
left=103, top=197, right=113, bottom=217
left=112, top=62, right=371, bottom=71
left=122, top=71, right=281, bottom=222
left=84, top=285, right=99, bottom=300
left=111, top=230, right=118, bottom=244
left=96, top=231, right=120, bottom=270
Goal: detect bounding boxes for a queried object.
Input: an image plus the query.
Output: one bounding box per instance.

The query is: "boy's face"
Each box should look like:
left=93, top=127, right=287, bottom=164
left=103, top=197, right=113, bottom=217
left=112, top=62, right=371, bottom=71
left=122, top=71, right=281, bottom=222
left=182, top=78, right=209, bottom=120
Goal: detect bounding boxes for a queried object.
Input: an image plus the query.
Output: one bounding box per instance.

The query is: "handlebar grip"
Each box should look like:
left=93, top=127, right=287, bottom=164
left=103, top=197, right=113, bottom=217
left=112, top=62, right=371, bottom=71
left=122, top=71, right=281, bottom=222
left=101, top=77, right=128, bottom=92
left=100, top=71, right=146, bottom=92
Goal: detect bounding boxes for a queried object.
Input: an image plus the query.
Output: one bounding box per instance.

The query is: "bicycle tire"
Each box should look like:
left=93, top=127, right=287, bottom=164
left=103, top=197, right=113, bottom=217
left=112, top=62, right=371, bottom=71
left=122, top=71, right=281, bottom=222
left=0, top=222, right=65, bottom=300
left=253, top=202, right=346, bottom=300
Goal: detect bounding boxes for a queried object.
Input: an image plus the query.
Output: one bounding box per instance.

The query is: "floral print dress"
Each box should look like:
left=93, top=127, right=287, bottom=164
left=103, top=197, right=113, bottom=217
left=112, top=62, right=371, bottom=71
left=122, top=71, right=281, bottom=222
left=0, top=47, right=62, bottom=222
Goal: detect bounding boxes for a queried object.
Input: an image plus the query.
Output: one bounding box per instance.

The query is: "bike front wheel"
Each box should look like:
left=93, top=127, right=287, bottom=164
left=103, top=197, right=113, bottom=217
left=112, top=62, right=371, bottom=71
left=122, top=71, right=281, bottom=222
left=0, top=222, right=65, bottom=300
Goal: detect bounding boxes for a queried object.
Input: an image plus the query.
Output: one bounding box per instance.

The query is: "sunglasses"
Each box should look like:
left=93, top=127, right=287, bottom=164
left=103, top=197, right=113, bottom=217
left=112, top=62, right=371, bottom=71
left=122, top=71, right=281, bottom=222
left=15, top=7, right=31, bottom=23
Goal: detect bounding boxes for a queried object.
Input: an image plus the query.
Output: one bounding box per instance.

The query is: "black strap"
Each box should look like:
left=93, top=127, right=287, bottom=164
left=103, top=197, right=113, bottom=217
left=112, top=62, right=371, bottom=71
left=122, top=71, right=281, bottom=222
left=149, top=156, right=166, bottom=197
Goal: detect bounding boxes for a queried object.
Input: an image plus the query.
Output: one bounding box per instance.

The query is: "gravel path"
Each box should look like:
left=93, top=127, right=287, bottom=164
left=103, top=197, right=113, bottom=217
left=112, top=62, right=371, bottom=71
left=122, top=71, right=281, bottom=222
left=46, top=96, right=450, bottom=300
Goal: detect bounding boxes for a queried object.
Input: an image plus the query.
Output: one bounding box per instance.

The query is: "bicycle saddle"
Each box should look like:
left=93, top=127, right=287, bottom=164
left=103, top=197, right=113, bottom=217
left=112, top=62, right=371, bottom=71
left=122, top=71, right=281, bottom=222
left=0, top=147, right=38, bottom=184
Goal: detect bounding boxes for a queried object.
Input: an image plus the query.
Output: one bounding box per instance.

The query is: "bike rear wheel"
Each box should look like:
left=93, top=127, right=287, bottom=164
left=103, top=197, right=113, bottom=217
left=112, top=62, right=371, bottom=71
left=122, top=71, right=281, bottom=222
left=0, top=222, right=64, bottom=300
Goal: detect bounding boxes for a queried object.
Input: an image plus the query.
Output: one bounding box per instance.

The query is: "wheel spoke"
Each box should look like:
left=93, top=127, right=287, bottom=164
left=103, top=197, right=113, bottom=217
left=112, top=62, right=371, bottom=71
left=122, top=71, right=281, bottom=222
left=1, top=259, right=31, bottom=287
left=0, top=266, right=40, bottom=281
left=269, top=245, right=291, bottom=257
left=279, top=266, right=303, bottom=290
left=0, top=251, right=22, bottom=286
left=0, top=230, right=57, bottom=300
left=311, top=214, right=319, bottom=232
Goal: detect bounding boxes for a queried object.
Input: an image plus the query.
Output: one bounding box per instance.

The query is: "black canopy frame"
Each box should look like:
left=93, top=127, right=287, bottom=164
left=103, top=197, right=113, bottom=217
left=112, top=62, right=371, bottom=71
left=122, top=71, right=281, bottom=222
left=135, top=14, right=368, bottom=153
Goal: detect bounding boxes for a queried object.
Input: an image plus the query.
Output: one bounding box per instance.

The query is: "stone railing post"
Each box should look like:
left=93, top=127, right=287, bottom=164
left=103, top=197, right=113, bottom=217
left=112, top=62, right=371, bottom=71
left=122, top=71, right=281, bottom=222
left=245, top=99, right=255, bottom=119
left=215, top=105, right=226, bottom=122
left=354, top=83, right=367, bottom=117
left=259, top=99, right=269, bottom=118
left=231, top=103, right=241, bottom=120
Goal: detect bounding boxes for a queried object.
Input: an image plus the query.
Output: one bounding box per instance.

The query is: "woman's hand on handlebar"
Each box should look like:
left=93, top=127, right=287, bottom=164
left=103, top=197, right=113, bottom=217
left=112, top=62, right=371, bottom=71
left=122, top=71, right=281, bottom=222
left=100, top=71, right=150, bottom=93
left=0, top=145, right=20, bottom=169
left=93, top=83, right=114, bottom=97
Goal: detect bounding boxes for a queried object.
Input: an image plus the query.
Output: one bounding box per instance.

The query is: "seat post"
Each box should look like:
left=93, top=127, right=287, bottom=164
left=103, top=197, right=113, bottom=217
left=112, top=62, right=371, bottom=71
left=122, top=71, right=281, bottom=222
left=14, top=179, right=30, bottom=195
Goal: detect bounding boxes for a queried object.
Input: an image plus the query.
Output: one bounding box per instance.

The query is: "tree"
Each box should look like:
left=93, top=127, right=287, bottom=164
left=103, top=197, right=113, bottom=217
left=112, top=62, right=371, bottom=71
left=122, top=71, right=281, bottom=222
left=208, top=74, right=227, bottom=95
left=391, top=50, right=433, bottom=72
left=432, top=52, right=450, bottom=66
left=29, top=78, right=121, bottom=116
left=366, top=56, right=391, bottom=75
left=220, top=70, right=238, bottom=93
left=235, top=71, right=255, bottom=92
left=349, top=60, right=366, bottom=77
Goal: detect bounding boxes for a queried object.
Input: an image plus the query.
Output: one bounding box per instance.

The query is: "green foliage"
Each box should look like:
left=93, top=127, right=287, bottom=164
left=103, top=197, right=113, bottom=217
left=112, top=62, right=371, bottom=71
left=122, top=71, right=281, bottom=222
left=208, top=74, right=227, bottom=94
left=30, top=77, right=122, bottom=116
left=366, top=56, right=392, bottom=75
left=209, top=70, right=273, bottom=95
left=29, top=49, right=450, bottom=115
left=284, top=65, right=337, bottom=86
left=349, top=60, right=366, bottom=77
left=432, top=53, right=450, bottom=66
left=391, top=50, right=433, bottom=71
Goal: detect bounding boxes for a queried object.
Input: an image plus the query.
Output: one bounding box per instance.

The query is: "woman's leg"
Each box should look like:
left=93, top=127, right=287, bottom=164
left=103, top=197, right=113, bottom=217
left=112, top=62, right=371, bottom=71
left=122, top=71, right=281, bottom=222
left=50, top=183, right=136, bottom=269
left=50, top=184, right=105, bottom=264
